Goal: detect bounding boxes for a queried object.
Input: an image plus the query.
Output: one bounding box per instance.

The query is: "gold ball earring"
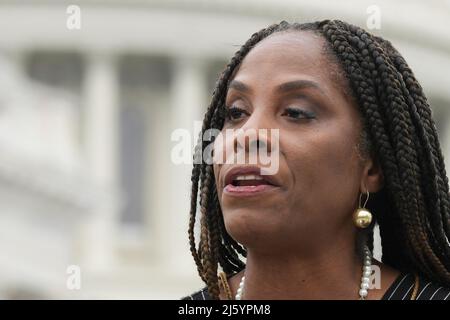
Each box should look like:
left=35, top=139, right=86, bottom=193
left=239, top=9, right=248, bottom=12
left=353, top=189, right=372, bottom=228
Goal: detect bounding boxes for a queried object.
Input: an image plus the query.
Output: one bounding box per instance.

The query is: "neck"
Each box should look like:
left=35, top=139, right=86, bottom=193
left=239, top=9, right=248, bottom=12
left=240, top=243, right=363, bottom=300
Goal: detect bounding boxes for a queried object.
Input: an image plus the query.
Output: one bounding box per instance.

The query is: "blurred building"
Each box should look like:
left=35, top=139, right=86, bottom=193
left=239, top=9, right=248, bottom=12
left=0, top=0, right=449, bottom=299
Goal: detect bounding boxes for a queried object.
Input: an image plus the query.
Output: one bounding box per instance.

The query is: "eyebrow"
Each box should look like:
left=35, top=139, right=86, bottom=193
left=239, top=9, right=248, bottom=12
left=276, top=79, right=325, bottom=94
left=228, top=79, right=326, bottom=95
left=228, top=80, right=250, bottom=93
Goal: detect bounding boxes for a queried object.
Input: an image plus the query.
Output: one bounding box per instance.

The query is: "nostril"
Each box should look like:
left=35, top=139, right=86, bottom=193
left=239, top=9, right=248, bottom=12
left=257, top=139, right=266, bottom=149
left=249, top=139, right=266, bottom=150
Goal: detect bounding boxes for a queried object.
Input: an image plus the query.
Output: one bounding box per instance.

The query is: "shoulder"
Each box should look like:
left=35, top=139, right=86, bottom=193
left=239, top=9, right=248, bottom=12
left=383, top=273, right=450, bottom=300
left=180, top=287, right=211, bottom=300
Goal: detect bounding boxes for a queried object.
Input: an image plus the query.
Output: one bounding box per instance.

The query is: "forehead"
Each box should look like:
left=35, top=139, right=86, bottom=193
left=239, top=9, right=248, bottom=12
left=232, top=30, right=330, bottom=83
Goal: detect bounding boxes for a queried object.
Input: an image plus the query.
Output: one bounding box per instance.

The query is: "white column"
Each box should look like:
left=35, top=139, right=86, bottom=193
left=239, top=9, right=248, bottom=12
left=161, top=56, right=207, bottom=278
left=78, top=52, right=120, bottom=274
left=0, top=50, right=27, bottom=105
left=2, top=50, right=26, bottom=78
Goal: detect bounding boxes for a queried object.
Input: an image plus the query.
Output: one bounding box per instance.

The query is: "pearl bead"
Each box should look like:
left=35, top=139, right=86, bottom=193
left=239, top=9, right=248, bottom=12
left=359, top=288, right=368, bottom=297
left=235, top=275, right=245, bottom=300
left=361, top=282, right=369, bottom=290
left=363, top=270, right=371, bottom=277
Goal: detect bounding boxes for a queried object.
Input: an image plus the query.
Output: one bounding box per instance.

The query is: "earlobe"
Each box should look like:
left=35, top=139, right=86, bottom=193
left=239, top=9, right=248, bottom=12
left=362, top=158, right=384, bottom=193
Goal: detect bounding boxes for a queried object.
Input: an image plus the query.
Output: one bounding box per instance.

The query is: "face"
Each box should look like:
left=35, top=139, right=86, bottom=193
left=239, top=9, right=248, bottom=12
left=213, top=31, right=376, bottom=254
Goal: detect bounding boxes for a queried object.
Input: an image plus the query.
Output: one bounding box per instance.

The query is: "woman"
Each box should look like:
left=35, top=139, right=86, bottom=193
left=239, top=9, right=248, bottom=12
left=182, top=20, right=450, bottom=300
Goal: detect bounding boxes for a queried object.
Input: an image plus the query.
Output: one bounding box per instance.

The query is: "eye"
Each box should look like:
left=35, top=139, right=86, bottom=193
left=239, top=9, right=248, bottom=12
left=282, top=107, right=315, bottom=120
left=225, top=106, right=248, bottom=121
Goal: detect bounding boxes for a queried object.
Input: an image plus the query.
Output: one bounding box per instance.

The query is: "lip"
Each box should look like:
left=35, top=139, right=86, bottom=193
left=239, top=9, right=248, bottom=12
left=223, top=183, right=279, bottom=197
left=223, top=165, right=281, bottom=189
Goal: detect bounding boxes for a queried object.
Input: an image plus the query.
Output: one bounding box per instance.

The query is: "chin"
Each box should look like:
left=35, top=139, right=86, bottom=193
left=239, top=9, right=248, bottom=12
left=222, top=207, right=280, bottom=248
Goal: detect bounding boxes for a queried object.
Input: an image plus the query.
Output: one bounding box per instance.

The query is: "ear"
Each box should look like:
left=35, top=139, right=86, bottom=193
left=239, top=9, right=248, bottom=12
left=360, top=156, right=384, bottom=193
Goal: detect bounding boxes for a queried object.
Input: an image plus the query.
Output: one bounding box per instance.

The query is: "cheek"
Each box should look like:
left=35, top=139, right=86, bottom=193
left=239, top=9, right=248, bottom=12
left=284, top=126, right=361, bottom=216
left=213, top=164, right=222, bottom=194
left=319, top=140, right=361, bottom=196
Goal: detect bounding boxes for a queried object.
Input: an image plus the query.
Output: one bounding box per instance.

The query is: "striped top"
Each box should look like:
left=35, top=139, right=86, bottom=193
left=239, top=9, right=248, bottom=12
left=382, top=273, right=450, bottom=300
left=182, top=273, right=450, bottom=300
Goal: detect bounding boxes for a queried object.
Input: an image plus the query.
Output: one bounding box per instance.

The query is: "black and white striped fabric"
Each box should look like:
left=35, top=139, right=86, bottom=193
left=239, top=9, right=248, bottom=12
left=182, top=287, right=212, bottom=300
left=182, top=273, right=450, bottom=300
left=382, top=273, right=450, bottom=300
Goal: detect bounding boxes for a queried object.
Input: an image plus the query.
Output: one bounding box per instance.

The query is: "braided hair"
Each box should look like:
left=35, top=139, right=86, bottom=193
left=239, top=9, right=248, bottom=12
left=188, top=20, right=450, bottom=299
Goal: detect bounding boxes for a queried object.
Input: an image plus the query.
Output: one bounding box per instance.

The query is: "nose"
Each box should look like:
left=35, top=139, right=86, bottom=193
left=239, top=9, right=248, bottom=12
left=233, top=113, right=273, bottom=155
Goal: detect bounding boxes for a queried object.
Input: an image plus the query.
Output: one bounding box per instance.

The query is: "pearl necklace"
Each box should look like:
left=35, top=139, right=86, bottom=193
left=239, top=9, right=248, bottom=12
left=235, top=245, right=373, bottom=300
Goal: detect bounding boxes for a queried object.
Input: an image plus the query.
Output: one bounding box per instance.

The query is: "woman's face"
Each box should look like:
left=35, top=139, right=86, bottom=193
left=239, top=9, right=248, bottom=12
left=213, top=31, right=381, bottom=254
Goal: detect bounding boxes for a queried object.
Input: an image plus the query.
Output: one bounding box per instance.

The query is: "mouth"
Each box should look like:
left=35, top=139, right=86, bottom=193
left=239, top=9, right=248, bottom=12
left=223, top=167, right=280, bottom=197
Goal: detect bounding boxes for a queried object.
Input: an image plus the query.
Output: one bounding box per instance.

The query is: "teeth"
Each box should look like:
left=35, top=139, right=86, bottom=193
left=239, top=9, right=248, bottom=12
left=234, top=175, right=263, bottom=181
